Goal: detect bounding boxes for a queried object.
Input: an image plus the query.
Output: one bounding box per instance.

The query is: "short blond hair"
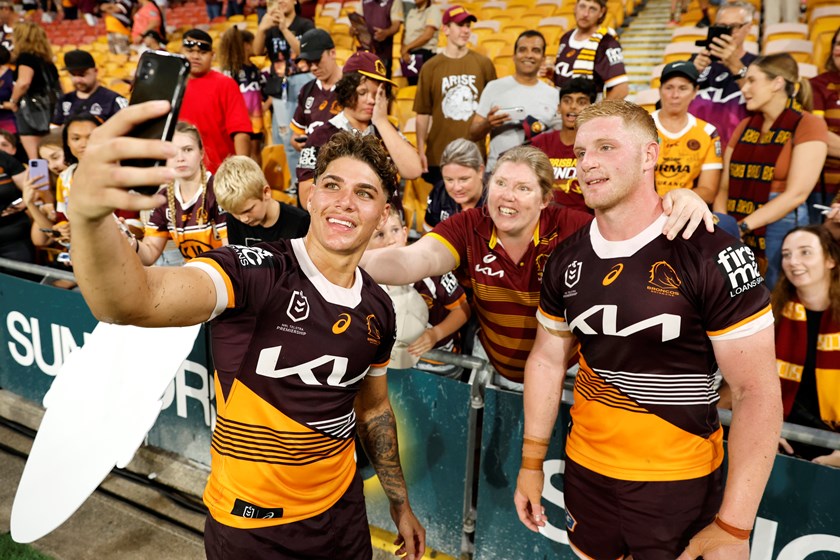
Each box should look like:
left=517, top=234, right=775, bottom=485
left=575, top=99, right=658, bottom=144
left=214, top=156, right=267, bottom=211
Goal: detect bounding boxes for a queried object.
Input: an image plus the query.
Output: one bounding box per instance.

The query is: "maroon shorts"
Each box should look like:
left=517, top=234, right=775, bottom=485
left=204, top=471, right=371, bottom=560
left=563, top=458, right=723, bottom=560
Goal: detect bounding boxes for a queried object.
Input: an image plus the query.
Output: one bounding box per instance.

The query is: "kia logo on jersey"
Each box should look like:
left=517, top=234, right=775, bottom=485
left=287, top=290, right=310, bottom=322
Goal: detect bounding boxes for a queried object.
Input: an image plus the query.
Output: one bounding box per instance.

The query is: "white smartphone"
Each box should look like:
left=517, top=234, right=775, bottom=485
left=28, top=159, right=50, bottom=191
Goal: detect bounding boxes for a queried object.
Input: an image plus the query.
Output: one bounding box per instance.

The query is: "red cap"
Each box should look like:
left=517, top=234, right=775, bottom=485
left=442, top=5, right=477, bottom=25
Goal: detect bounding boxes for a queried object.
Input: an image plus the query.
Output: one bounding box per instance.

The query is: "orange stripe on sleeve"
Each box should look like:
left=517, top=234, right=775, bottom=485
left=426, top=233, right=461, bottom=268
left=707, top=304, right=772, bottom=337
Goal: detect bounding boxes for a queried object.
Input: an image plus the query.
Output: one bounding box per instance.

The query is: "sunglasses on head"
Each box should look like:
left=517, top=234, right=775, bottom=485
left=183, top=39, right=212, bottom=52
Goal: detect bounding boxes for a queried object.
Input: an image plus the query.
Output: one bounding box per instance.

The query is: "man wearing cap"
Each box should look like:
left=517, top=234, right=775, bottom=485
left=52, top=49, right=128, bottom=126
left=296, top=51, right=422, bottom=204
left=552, top=0, right=628, bottom=100
left=414, top=4, right=495, bottom=185
left=178, top=29, right=252, bottom=174
left=468, top=30, right=558, bottom=173
left=289, top=29, right=343, bottom=155
left=654, top=60, right=722, bottom=204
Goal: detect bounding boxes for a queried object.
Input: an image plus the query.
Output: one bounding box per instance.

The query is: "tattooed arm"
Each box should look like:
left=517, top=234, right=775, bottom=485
left=356, top=374, right=426, bottom=560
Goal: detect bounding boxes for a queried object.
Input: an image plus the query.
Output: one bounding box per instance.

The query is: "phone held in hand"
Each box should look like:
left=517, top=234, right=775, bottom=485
left=695, top=25, right=733, bottom=61
left=28, top=159, right=50, bottom=191
left=123, top=51, right=190, bottom=196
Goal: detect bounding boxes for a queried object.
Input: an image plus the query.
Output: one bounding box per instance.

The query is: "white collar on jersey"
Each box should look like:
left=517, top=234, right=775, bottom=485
left=291, top=237, right=363, bottom=307
left=652, top=110, right=698, bottom=140
left=590, top=213, right=667, bottom=259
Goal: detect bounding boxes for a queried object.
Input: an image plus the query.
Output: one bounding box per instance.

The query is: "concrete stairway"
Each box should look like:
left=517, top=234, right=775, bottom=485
left=619, top=0, right=675, bottom=94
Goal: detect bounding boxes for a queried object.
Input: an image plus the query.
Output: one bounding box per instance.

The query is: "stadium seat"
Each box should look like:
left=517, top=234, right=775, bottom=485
left=650, top=63, right=665, bottom=89
left=764, top=39, right=813, bottom=64
left=662, top=42, right=701, bottom=64
left=797, top=62, right=818, bottom=79
left=671, top=26, right=705, bottom=44
left=494, top=54, right=516, bottom=77
left=762, top=22, right=808, bottom=47
left=627, top=88, right=659, bottom=113
left=393, top=86, right=417, bottom=129
left=261, top=145, right=291, bottom=193
left=402, top=177, right=434, bottom=236
left=813, top=31, right=835, bottom=71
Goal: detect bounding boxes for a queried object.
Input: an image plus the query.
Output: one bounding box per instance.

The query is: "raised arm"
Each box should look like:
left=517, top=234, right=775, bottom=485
left=514, top=325, right=576, bottom=532
left=360, top=233, right=456, bottom=285
left=661, top=184, right=716, bottom=240
left=355, top=374, right=426, bottom=559
left=679, top=325, right=781, bottom=560
left=67, top=101, right=218, bottom=327
left=372, top=84, right=422, bottom=180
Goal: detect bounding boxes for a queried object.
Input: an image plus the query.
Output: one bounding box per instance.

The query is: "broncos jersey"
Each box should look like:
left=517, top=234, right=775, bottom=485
left=538, top=215, right=772, bottom=481
left=187, top=237, right=396, bottom=529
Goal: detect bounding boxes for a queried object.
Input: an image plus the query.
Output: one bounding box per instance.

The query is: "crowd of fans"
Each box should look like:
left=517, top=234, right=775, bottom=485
left=0, top=0, right=839, bottom=467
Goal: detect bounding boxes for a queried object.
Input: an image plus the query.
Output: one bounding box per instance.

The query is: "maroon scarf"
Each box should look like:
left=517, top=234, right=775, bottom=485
left=727, top=101, right=803, bottom=257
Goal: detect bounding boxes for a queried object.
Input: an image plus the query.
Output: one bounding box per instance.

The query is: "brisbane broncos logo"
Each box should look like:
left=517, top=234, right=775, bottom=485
left=647, top=261, right=681, bottom=296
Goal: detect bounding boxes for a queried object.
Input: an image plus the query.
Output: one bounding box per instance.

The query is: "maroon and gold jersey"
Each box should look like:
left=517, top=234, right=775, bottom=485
left=538, top=215, right=773, bottom=481
left=186, top=238, right=396, bottom=529
left=429, top=205, right=591, bottom=382
left=290, top=80, right=340, bottom=136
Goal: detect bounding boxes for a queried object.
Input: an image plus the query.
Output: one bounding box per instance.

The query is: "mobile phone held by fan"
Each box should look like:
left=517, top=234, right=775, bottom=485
left=28, top=159, right=50, bottom=190
left=123, top=51, right=190, bottom=195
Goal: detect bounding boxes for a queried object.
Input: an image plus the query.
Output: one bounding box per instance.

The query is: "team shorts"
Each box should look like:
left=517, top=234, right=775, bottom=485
left=204, top=471, right=372, bottom=560
left=563, top=458, right=723, bottom=560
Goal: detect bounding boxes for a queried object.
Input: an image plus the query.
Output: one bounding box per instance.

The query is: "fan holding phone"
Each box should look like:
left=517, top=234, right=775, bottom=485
left=687, top=1, right=756, bottom=148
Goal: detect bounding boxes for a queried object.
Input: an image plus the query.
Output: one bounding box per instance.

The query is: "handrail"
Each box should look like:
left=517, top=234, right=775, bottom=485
left=421, top=349, right=840, bottom=452
left=0, top=257, right=76, bottom=283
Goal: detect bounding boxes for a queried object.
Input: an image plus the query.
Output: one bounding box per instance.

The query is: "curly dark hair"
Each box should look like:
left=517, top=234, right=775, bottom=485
left=771, top=225, right=840, bottom=324
left=335, top=72, right=392, bottom=110
left=314, top=131, right=398, bottom=197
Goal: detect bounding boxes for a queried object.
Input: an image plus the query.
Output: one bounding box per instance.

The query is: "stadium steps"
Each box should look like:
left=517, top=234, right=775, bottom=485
left=619, top=0, right=675, bottom=93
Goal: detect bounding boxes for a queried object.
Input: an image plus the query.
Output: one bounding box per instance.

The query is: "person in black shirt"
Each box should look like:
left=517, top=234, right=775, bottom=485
left=214, top=155, right=310, bottom=245
left=52, top=50, right=128, bottom=126
left=0, top=149, right=30, bottom=261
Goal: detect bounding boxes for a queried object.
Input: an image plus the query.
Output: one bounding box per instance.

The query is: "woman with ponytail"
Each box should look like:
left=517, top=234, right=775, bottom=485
left=714, top=53, right=828, bottom=288
left=135, top=122, right=227, bottom=265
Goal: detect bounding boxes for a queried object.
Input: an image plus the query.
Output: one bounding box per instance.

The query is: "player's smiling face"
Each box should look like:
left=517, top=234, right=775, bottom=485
left=574, top=115, right=649, bottom=211
left=307, top=156, right=390, bottom=254
left=487, top=161, right=548, bottom=239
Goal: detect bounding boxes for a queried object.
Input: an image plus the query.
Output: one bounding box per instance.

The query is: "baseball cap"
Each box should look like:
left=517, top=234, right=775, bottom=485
left=183, top=28, right=213, bottom=51
left=63, top=49, right=96, bottom=72
left=296, top=29, right=335, bottom=62
left=660, top=60, right=699, bottom=86
left=442, top=5, right=477, bottom=25
left=343, top=51, right=398, bottom=86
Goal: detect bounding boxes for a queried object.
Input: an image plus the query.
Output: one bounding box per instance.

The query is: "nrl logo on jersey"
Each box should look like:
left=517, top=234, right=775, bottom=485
left=564, top=260, right=582, bottom=288
left=287, top=290, right=310, bottom=322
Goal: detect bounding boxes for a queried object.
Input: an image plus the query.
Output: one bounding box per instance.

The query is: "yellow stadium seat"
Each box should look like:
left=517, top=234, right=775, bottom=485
left=494, top=54, right=516, bottom=77
left=479, top=38, right=513, bottom=59
left=670, top=26, right=706, bottom=44
left=402, top=177, right=434, bottom=235
left=650, top=63, right=665, bottom=89
left=762, top=22, right=808, bottom=47
left=393, top=85, right=417, bottom=127
left=628, top=88, right=659, bottom=113
left=810, top=16, right=840, bottom=44
left=262, top=145, right=291, bottom=193
left=763, top=39, right=813, bottom=64
left=662, top=42, right=701, bottom=64
left=812, top=30, right=835, bottom=70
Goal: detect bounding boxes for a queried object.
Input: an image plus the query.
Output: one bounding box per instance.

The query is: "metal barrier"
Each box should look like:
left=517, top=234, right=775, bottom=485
left=2, top=263, right=840, bottom=559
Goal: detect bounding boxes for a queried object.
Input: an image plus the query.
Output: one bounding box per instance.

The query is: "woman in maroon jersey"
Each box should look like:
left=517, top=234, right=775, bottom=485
left=362, top=145, right=714, bottom=387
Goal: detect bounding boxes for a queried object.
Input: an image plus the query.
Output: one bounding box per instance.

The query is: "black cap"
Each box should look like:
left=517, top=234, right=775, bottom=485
left=63, top=49, right=96, bottom=72
left=296, top=29, right=335, bottom=62
left=660, top=60, right=700, bottom=86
